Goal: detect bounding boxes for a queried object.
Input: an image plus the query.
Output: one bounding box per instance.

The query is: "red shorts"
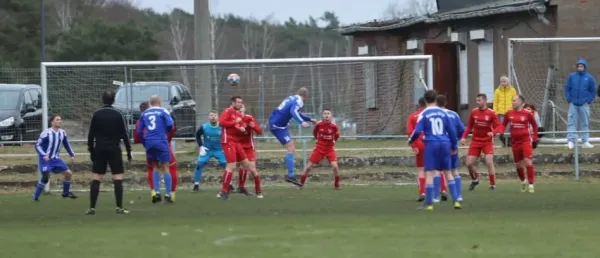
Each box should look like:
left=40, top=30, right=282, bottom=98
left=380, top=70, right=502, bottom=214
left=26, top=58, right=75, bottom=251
left=309, top=148, right=337, bottom=164
left=222, top=142, right=246, bottom=163
left=467, top=141, right=495, bottom=156
left=413, top=143, right=425, bottom=167
left=511, top=142, right=533, bottom=163
left=243, top=147, right=256, bottom=161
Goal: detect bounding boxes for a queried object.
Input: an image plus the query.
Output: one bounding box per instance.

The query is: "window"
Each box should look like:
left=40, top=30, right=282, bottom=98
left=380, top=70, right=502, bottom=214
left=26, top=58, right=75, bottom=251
left=114, top=85, right=171, bottom=106
left=29, top=90, right=41, bottom=108
left=22, top=90, right=33, bottom=111
left=177, top=85, right=192, bottom=100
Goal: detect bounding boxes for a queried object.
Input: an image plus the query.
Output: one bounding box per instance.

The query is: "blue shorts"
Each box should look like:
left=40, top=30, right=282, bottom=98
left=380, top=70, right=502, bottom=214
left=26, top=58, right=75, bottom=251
left=145, top=141, right=171, bottom=163
left=269, top=126, right=292, bottom=145
left=39, top=158, right=69, bottom=174
left=451, top=154, right=460, bottom=170
left=423, top=141, right=452, bottom=171
left=197, top=149, right=227, bottom=167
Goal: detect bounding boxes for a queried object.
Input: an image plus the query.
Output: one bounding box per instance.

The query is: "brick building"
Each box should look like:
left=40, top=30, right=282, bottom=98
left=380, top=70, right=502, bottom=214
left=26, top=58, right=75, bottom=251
left=340, top=0, right=600, bottom=134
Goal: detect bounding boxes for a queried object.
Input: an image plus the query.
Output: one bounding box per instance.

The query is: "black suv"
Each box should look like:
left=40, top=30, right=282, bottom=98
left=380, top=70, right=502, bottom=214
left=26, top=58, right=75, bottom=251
left=113, top=81, right=196, bottom=137
left=0, top=84, right=44, bottom=142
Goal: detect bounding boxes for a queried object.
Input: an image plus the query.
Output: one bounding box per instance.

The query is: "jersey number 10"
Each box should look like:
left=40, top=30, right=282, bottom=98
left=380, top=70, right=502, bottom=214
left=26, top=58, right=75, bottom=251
left=429, top=117, right=444, bottom=135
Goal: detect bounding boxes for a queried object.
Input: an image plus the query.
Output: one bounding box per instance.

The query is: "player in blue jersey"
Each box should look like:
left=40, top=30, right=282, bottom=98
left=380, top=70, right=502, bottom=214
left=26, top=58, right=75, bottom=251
left=192, top=110, right=229, bottom=192
left=136, top=95, right=175, bottom=203
left=408, top=90, right=461, bottom=211
left=269, top=87, right=316, bottom=186
left=436, top=95, right=465, bottom=202
left=33, top=115, right=77, bottom=201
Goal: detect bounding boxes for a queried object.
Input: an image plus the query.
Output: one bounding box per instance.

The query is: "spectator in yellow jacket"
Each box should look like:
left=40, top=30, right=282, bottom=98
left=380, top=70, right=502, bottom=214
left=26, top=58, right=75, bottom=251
left=493, top=76, right=518, bottom=147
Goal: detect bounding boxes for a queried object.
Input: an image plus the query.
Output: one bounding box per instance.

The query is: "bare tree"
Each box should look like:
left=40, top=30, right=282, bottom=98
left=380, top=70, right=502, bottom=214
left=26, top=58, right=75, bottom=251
left=53, top=0, right=74, bottom=32
left=168, top=10, right=191, bottom=87
left=382, top=0, right=436, bottom=19
left=316, top=40, right=324, bottom=113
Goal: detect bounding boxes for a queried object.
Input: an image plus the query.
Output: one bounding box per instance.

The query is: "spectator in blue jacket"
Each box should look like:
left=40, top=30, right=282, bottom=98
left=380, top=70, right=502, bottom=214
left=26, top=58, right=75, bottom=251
left=565, top=58, right=597, bottom=149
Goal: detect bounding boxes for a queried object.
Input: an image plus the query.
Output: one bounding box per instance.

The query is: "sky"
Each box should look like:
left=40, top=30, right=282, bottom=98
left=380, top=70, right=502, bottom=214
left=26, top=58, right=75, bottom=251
left=136, top=0, right=413, bottom=26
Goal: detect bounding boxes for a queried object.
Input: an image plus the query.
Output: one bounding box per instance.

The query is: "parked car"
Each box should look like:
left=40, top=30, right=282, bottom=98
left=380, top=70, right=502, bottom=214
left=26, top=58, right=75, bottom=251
left=0, top=84, right=44, bottom=143
left=113, top=81, right=196, bottom=137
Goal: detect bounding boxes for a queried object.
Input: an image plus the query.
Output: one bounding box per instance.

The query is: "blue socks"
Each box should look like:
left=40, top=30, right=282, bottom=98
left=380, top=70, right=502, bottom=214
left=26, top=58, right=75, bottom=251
left=425, top=184, right=434, bottom=205
left=164, top=173, right=172, bottom=196
left=153, top=171, right=161, bottom=193
left=62, top=181, right=71, bottom=195
left=285, top=153, right=295, bottom=177
left=194, top=162, right=205, bottom=184
left=433, top=175, right=441, bottom=200
left=454, top=175, right=462, bottom=199
left=33, top=182, right=45, bottom=200
left=447, top=180, right=458, bottom=201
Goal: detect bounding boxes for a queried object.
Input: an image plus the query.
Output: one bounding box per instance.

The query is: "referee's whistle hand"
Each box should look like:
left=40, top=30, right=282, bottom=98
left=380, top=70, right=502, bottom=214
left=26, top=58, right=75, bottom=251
left=127, top=153, right=133, bottom=162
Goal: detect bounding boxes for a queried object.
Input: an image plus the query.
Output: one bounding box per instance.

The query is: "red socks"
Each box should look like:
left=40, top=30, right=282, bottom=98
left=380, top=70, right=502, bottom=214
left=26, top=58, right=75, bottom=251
left=516, top=167, right=525, bottom=181
left=526, top=166, right=535, bottom=184
left=468, top=167, right=479, bottom=181
left=254, top=176, right=262, bottom=193
left=488, top=173, right=496, bottom=186
left=221, top=170, right=232, bottom=192
left=238, top=168, right=247, bottom=189
left=334, top=175, right=340, bottom=188
left=440, top=174, right=447, bottom=192
left=418, top=177, right=425, bottom=195
left=300, top=174, right=308, bottom=185
left=169, top=163, right=177, bottom=192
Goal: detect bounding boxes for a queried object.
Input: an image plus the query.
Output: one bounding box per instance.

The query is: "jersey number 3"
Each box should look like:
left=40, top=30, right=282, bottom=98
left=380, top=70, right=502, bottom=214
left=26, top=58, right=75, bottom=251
left=429, top=117, right=444, bottom=135
left=147, top=115, right=157, bottom=131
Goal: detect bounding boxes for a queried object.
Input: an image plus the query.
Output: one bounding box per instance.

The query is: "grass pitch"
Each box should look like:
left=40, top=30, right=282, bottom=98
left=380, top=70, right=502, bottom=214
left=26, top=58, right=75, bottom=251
left=1, top=181, right=600, bottom=258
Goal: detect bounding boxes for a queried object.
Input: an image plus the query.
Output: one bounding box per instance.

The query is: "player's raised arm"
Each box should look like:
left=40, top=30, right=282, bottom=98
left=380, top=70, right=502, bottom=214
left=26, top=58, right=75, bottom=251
left=62, top=131, right=75, bottom=157
left=35, top=130, right=49, bottom=157
left=291, top=103, right=308, bottom=124
left=461, top=111, right=474, bottom=140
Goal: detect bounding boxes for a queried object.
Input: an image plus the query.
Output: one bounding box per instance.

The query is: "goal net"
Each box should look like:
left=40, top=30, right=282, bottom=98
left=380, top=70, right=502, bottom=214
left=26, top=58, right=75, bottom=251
left=38, top=55, right=432, bottom=191
left=509, top=37, right=600, bottom=143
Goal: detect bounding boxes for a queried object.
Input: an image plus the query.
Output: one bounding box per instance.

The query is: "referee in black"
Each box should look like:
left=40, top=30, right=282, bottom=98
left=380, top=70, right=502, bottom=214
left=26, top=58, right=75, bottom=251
left=86, top=90, right=132, bottom=215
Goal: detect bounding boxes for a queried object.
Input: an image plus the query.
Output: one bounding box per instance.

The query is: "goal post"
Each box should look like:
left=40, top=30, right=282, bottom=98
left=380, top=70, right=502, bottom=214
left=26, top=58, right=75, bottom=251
left=40, top=55, right=432, bottom=191
left=508, top=37, right=600, bottom=143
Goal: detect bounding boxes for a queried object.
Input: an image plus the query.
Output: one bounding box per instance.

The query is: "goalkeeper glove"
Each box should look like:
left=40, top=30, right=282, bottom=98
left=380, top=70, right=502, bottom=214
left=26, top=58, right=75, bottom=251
left=199, top=146, right=208, bottom=156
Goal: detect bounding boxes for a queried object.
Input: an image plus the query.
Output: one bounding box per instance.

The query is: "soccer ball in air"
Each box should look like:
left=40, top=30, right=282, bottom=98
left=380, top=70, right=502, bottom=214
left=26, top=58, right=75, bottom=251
left=227, top=73, right=240, bottom=86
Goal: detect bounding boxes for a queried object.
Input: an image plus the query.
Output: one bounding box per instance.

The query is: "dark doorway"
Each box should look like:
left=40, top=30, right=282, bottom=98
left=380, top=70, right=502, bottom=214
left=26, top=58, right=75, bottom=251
left=424, top=43, right=459, bottom=112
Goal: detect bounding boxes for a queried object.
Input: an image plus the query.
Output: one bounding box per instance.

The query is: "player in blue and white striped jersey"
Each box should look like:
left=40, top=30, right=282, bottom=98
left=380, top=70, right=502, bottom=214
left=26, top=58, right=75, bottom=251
left=268, top=87, right=316, bottom=186
left=33, top=114, right=77, bottom=201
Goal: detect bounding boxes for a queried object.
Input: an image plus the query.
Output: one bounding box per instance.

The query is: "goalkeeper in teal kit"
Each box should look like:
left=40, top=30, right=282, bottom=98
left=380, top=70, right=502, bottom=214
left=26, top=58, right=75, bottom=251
left=193, top=111, right=228, bottom=192
left=268, top=87, right=315, bottom=186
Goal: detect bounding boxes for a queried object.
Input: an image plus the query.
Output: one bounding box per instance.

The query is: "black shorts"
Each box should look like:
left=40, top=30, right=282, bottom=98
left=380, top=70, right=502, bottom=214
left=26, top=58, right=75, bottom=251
left=92, top=147, right=124, bottom=174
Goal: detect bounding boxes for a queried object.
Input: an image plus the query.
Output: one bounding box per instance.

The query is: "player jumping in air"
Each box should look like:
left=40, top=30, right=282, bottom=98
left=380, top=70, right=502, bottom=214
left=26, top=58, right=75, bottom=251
left=218, top=96, right=262, bottom=200
left=409, top=90, right=461, bottom=211
left=137, top=95, right=176, bottom=203
left=235, top=105, right=264, bottom=198
left=407, top=97, right=448, bottom=202
left=436, top=95, right=465, bottom=202
left=497, top=95, right=538, bottom=193
left=269, top=87, right=316, bottom=186
left=299, top=109, right=341, bottom=189
left=133, top=101, right=178, bottom=202
left=460, top=93, right=499, bottom=191
left=33, top=115, right=77, bottom=201
left=192, top=110, right=229, bottom=192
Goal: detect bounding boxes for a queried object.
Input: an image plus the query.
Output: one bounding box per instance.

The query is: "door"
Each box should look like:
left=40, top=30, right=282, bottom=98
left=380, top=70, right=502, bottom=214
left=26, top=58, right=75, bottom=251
left=478, top=41, right=495, bottom=104
left=424, top=43, right=459, bottom=112
left=20, top=90, right=38, bottom=140
left=177, top=84, right=196, bottom=136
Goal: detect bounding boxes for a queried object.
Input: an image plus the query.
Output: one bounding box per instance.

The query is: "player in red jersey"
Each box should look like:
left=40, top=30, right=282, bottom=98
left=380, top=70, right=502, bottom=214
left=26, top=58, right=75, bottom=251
left=133, top=101, right=178, bottom=202
left=407, top=97, right=448, bottom=201
left=496, top=95, right=538, bottom=193
left=236, top=104, right=263, bottom=198
left=460, top=93, right=499, bottom=191
left=299, top=109, right=341, bottom=189
left=217, top=96, right=261, bottom=200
